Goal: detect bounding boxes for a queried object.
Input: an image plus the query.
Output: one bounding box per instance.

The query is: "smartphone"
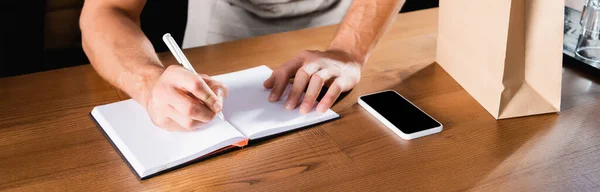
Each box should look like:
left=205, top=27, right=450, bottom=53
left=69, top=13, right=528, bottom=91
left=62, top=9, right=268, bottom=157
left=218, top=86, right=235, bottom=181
left=358, top=90, right=443, bottom=140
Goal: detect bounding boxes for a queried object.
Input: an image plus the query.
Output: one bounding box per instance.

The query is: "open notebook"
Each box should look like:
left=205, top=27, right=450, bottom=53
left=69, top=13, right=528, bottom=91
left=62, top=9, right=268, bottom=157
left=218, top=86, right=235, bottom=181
left=90, top=65, right=339, bottom=180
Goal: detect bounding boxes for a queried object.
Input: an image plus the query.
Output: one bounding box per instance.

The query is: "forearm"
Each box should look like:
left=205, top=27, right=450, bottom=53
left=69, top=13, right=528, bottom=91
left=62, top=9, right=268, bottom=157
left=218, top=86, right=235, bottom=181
left=328, top=0, right=406, bottom=65
left=80, top=5, right=163, bottom=107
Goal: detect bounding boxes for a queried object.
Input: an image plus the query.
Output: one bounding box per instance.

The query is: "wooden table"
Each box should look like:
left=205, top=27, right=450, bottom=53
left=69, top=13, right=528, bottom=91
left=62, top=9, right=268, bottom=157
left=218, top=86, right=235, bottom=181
left=2, top=8, right=600, bottom=191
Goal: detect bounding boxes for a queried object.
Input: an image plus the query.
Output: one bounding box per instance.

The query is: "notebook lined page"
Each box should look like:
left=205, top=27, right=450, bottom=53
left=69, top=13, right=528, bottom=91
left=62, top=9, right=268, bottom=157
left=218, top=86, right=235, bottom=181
left=213, top=65, right=340, bottom=139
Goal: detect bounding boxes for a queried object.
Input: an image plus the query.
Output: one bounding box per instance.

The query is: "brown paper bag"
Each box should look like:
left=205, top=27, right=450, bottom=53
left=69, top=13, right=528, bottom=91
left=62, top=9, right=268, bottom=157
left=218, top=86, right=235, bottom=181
left=435, top=0, right=563, bottom=119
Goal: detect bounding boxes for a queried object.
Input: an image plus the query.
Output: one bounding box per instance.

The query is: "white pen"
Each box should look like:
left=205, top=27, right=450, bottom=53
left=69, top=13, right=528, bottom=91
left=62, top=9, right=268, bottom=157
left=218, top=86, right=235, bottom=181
left=162, top=33, right=225, bottom=121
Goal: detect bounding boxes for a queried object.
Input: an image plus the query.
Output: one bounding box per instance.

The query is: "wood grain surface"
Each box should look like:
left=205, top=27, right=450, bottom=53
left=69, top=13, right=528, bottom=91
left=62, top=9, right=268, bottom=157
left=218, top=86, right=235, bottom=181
left=2, top=8, right=600, bottom=191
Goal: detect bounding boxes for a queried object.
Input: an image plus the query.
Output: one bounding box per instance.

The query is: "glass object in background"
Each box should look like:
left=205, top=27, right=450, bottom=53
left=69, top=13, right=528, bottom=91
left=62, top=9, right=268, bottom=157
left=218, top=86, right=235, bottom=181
left=576, top=0, right=600, bottom=63
left=581, top=0, right=590, bottom=25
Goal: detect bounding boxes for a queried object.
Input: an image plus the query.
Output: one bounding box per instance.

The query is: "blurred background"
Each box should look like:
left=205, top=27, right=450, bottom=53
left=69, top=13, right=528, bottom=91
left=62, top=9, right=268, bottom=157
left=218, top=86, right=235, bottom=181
left=0, top=0, right=438, bottom=78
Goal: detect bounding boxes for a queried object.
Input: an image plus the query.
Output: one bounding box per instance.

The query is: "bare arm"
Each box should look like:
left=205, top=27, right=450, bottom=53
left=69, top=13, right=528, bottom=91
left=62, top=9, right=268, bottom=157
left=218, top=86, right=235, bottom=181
left=80, top=0, right=227, bottom=131
left=265, top=0, right=406, bottom=113
left=80, top=0, right=161, bottom=107
left=328, top=0, right=407, bottom=65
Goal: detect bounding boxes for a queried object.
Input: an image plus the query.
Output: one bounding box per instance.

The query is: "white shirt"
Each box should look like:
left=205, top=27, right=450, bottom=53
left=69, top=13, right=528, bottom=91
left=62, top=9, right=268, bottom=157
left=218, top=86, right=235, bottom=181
left=182, top=0, right=353, bottom=49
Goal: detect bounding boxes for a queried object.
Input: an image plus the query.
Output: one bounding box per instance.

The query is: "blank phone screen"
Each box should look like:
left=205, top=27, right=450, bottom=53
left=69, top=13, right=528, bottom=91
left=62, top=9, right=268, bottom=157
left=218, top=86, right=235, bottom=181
left=360, top=90, right=441, bottom=134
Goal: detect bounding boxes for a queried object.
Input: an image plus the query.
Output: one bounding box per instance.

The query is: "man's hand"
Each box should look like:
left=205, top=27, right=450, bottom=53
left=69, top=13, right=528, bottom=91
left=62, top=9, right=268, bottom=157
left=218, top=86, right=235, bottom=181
left=264, top=50, right=361, bottom=114
left=145, top=65, right=228, bottom=131
left=263, top=0, right=405, bottom=114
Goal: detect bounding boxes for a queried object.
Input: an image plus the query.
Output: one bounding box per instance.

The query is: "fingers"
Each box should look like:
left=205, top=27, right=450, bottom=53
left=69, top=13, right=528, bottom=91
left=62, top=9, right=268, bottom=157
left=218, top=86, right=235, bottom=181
left=263, top=72, right=276, bottom=89
left=266, top=56, right=305, bottom=102
left=264, top=51, right=314, bottom=89
left=168, top=88, right=217, bottom=122
left=268, top=70, right=291, bottom=102
left=316, top=80, right=343, bottom=113
left=265, top=58, right=302, bottom=102
left=171, top=68, right=222, bottom=113
left=148, top=110, right=193, bottom=132
left=202, top=75, right=229, bottom=98
left=148, top=65, right=225, bottom=132
left=299, top=68, right=336, bottom=114
left=166, top=105, right=204, bottom=131
left=284, top=64, right=313, bottom=110
left=162, top=118, right=193, bottom=132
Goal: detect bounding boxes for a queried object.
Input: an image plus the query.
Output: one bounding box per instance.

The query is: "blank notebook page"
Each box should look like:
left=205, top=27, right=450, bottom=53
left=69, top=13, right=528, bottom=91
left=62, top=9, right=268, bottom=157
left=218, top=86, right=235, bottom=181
left=92, top=99, right=246, bottom=177
left=213, top=65, right=339, bottom=139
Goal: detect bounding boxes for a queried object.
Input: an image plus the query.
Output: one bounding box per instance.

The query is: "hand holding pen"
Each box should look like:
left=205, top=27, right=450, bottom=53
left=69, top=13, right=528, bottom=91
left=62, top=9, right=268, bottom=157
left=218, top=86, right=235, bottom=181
left=162, top=33, right=226, bottom=121
left=141, top=33, right=228, bottom=132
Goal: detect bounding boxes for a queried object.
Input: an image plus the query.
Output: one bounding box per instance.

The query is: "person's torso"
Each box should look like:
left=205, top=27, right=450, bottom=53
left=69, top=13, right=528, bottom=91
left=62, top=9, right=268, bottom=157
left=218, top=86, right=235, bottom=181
left=182, top=0, right=352, bottom=48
